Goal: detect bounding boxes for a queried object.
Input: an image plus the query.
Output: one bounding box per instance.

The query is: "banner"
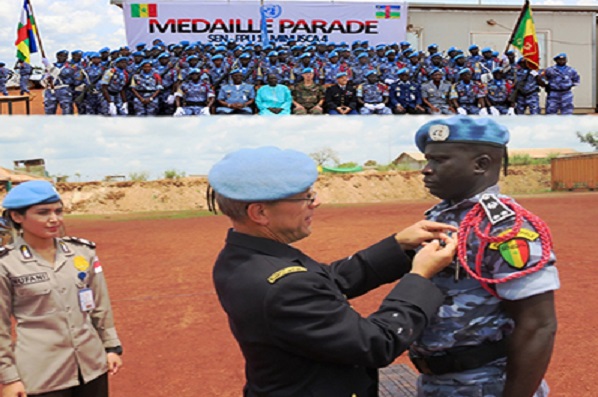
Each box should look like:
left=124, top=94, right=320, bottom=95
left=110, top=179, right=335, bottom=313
left=122, top=1, right=408, bottom=46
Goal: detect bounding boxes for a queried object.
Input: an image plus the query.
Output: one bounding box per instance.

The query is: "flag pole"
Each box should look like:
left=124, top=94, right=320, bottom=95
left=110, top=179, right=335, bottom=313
left=504, top=0, right=529, bottom=54
left=27, top=0, right=46, bottom=60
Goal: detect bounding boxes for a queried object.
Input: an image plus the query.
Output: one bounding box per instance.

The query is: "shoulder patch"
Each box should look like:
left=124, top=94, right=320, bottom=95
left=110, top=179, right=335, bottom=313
left=267, top=266, right=306, bottom=284
left=62, top=236, right=96, bottom=249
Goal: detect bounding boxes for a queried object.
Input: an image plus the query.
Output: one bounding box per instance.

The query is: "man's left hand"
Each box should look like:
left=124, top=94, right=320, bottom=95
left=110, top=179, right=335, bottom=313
left=107, top=352, right=123, bottom=375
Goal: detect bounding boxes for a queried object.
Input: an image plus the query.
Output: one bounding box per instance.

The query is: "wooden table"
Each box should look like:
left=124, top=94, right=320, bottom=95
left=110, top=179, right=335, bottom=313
left=0, top=95, right=31, bottom=115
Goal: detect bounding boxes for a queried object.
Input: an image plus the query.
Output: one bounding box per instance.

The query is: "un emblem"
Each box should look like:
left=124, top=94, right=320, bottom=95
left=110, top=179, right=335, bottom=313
left=261, top=4, right=282, bottom=18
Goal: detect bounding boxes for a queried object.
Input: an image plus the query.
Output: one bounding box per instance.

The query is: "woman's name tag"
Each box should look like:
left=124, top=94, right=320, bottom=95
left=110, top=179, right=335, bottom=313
left=78, top=288, right=96, bottom=312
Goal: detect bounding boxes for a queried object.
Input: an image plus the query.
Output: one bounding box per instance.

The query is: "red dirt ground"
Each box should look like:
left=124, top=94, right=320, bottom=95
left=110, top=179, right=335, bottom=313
left=59, top=193, right=596, bottom=397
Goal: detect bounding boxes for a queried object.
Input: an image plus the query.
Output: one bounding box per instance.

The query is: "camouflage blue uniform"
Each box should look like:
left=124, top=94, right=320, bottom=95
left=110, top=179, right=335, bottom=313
left=177, top=79, right=214, bottom=115
left=486, top=79, right=513, bottom=114
left=450, top=81, right=486, bottom=115
left=513, top=68, right=541, bottom=115
left=216, top=82, right=255, bottom=114
left=130, top=70, right=162, bottom=116
left=357, top=82, right=391, bottom=115
left=99, top=66, right=129, bottom=115
left=0, top=66, right=10, bottom=95
left=82, top=63, right=106, bottom=115
left=15, top=62, right=32, bottom=95
left=320, top=62, right=344, bottom=85
left=421, top=80, right=453, bottom=114
left=351, top=63, right=376, bottom=86
left=156, top=65, right=178, bottom=115
left=412, top=185, right=559, bottom=397
left=543, top=65, right=580, bottom=115
left=379, top=60, right=401, bottom=85
left=70, top=60, right=87, bottom=114
left=44, top=62, right=75, bottom=115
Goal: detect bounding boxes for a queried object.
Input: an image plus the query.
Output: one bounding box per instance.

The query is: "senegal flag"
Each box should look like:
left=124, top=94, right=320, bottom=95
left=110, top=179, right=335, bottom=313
left=131, top=3, right=157, bottom=18
left=510, top=0, right=539, bottom=69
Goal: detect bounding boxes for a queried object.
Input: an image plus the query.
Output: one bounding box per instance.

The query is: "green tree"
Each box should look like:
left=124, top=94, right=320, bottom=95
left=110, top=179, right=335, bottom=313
left=577, top=131, right=598, bottom=151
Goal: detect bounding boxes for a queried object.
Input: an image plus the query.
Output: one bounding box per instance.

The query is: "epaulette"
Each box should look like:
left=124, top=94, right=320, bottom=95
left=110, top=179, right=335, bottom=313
left=62, top=236, right=96, bottom=249
left=0, top=246, right=12, bottom=258
left=267, top=266, right=306, bottom=284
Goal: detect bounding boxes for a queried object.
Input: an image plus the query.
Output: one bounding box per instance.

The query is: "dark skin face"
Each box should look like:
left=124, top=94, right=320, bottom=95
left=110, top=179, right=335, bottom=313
left=555, top=58, right=567, bottom=66
left=431, top=72, right=443, bottom=83
left=56, top=53, right=68, bottom=63
left=461, top=72, right=472, bottom=83
left=399, top=73, right=410, bottom=82
left=141, top=63, right=153, bottom=73
left=231, top=73, right=243, bottom=84
left=267, top=74, right=278, bottom=87
left=470, top=48, right=479, bottom=56
left=421, top=142, right=502, bottom=203
left=366, top=73, right=378, bottom=84
left=72, top=53, right=82, bottom=63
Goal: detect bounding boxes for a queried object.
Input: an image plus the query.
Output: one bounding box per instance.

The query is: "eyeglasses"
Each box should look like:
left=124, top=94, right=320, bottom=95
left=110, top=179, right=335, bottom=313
left=279, top=192, right=318, bottom=205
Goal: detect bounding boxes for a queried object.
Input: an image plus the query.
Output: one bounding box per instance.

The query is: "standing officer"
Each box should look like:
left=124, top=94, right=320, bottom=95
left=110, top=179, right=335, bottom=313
left=421, top=68, right=454, bottom=115
left=209, top=146, right=457, bottom=397
left=100, top=57, right=129, bottom=116
left=411, top=116, right=558, bottom=397
left=512, top=58, right=541, bottom=115
left=324, top=72, right=358, bottom=115
left=14, top=60, right=32, bottom=95
left=0, top=62, right=11, bottom=96
left=389, top=68, right=425, bottom=114
left=43, top=50, right=75, bottom=115
left=82, top=53, right=106, bottom=115
left=174, top=69, right=214, bottom=116
left=356, top=70, right=391, bottom=115
left=542, top=53, right=580, bottom=115
left=130, top=60, right=162, bottom=116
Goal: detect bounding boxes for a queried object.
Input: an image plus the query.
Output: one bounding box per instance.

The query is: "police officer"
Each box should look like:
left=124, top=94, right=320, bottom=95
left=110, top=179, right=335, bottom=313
left=43, top=50, right=75, bottom=115
left=324, top=72, right=358, bottom=115
left=512, top=58, right=542, bottom=115
left=174, top=69, right=214, bottom=116
left=351, top=53, right=375, bottom=86
left=100, top=56, right=129, bottom=116
left=450, top=68, right=487, bottom=115
left=421, top=68, right=454, bottom=115
left=0, top=62, right=11, bottom=96
left=82, top=53, right=106, bottom=115
left=389, top=68, right=425, bottom=114
left=356, top=70, right=391, bottom=115
left=412, top=116, right=558, bottom=397
left=70, top=50, right=87, bottom=115
left=0, top=181, right=123, bottom=397
left=542, top=53, right=580, bottom=115
left=130, top=60, right=162, bottom=116
left=14, top=60, right=32, bottom=95
left=291, top=68, right=324, bottom=115
left=216, top=69, right=255, bottom=115
left=209, top=146, right=457, bottom=397
left=485, top=68, right=515, bottom=115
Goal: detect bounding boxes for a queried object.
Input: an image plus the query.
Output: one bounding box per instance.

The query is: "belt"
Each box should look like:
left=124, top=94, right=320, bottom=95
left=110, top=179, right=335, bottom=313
left=549, top=87, right=571, bottom=92
left=185, top=101, right=207, bottom=106
left=107, top=90, right=120, bottom=95
left=409, top=338, right=507, bottom=376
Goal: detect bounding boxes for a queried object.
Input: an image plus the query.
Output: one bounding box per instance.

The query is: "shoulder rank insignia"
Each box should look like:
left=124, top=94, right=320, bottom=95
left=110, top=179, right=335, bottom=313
left=267, top=266, right=306, bottom=284
left=0, top=246, right=11, bottom=258
left=489, top=228, right=539, bottom=270
left=479, top=194, right=515, bottom=225
left=62, top=236, right=96, bottom=249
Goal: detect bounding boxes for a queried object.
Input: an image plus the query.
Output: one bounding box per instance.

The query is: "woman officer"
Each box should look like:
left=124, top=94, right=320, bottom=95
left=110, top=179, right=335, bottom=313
left=0, top=181, right=123, bottom=397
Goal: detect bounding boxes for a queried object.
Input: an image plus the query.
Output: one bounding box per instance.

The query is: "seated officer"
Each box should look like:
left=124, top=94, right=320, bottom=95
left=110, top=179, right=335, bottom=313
left=324, top=72, right=358, bottom=115
left=356, top=70, right=391, bottom=115
left=389, top=68, right=425, bottom=115
left=216, top=69, right=255, bottom=115
left=209, top=146, right=457, bottom=397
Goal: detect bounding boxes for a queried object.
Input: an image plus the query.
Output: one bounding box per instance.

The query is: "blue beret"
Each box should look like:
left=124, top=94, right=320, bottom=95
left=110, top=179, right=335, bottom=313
left=327, top=41, right=335, bottom=46
left=492, top=51, right=499, bottom=57
left=180, top=40, right=190, bottom=47
left=431, top=53, right=441, bottom=59
left=208, top=147, right=317, bottom=201
left=229, top=68, right=242, bottom=75
left=365, top=70, right=377, bottom=77
left=151, top=45, right=162, bottom=51
left=415, top=116, right=510, bottom=152
left=136, top=43, right=146, bottom=48
left=357, top=53, right=368, bottom=59
left=427, top=43, right=438, bottom=49
left=239, top=53, right=251, bottom=59
left=216, top=46, right=226, bottom=52
left=3, top=181, right=61, bottom=210
left=305, top=46, right=315, bottom=51
left=110, top=49, right=120, bottom=54
left=140, top=60, right=153, bottom=68
left=376, top=44, right=386, bottom=49
left=453, top=54, right=465, bottom=61
left=299, top=53, right=311, bottom=59
left=554, top=53, right=567, bottom=60
left=121, top=46, right=130, bottom=50
left=339, top=41, right=347, bottom=46
left=302, top=67, right=314, bottom=74
left=157, top=53, right=170, bottom=59
left=409, top=51, right=420, bottom=58
left=400, top=41, right=410, bottom=46
left=492, top=67, right=503, bottom=74
left=448, top=46, right=457, bottom=52
left=468, top=44, right=479, bottom=51
left=328, top=51, right=338, bottom=58
left=115, top=56, right=128, bottom=64
left=89, top=52, right=101, bottom=58
left=279, top=50, right=288, bottom=55
left=458, top=68, right=471, bottom=76
left=72, top=50, right=83, bottom=55
left=234, top=45, right=244, bottom=51
left=212, top=54, right=224, bottom=60
left=268, top=51, right=278, bottom=57
left=56, top=50, right=68, bottom=56
left=397, top=67, right=409, bottom=76
left=99, top=47, right=110, bottom=53
left=0, top=62, right=5, bottom=66
left=336, top=71, right=348, bottom=78
left=430, top=67, right=443, bottom=75
left=187, top=55, right=198, bottom=61
left=482, top=47, right=492, bottom=53
left=352, top=40, right=360, bottom=45
left=132, top=51, right=144, bottom=57
left=263, top=45, right=273, bottom=51
left=189, top=68, right=201, bottom=75
left=385, top=50, right=395, bottom=56
left=505, top=50, right=515, bottom=56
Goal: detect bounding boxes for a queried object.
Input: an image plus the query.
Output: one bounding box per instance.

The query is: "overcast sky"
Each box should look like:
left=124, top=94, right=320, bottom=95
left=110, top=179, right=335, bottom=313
left=0, top=115, right=595, bottom=181
left=0, top=0, right=595, bottom=66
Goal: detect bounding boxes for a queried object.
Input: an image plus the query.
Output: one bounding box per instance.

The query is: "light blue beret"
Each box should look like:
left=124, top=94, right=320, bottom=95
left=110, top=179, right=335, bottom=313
left=430, top=67, right=443, bottom=75
left=427, top=43, right=438, bottom=49
left=3, top=181, right=61, bottom=209
left=468, top=44, right=478, bottom=51
left=72, top=50, right=83, bottom=55
left=328, top=51, right=338, bottom=58
left=376, top=44, right=386, bottom=49
left=139, top=60, right=152, bottom=67
left=229, top=68, right=241, bottom=75
left=365, top=70, right=377, bottom=77
left=189, top=68, right=201, bottom=75
left=448, top=46, right=457, bottom=52
left=492, top=51, right=499, bottom=57
left=400, top=41, right=410, bottom=46
left=240, top=53, right=251, bottom=59
left=385, top=50, right=395, bottom=56
left=554, top=53, right=567, bottom=60
left=267, top=51, right=278, bottom=57
left=299, top=53, right=311, bottom=60
left=208, top=147, right=318, bottom=201
left=180, top=40, right=190, bottom=46
left=492, top=67, right=503, bottom=74
left=397, top=67, right=409, bottom=76
left=415, top=116, right=510, bottom=152
left=336, top=71, right=348, bottom=78
left=187, top=55, right=198, bottom=61
left=506, top=50, right=515, bottom=56
left=157, top=53, right=170, bottom=59
left=458, top=68, right=471, bottom=75
left=302, top=67, right=314, bottom=74
left=357, top=53, right=368, bottom=59
left=136, top=43, right=146, bottom=48
left=212, top=54, right=224, bottom=60
left=453, top=54, right=465, bottom=61
left=90, top=52, right=101, bottom=58
left=132, top=51, right=144, bottom=57
left=56, top=50, right=68, bottom=56
left=114, top=56, right=128, bottom=64
left=431, top=53, right=441, bottom=59
left=482, top=47, right=492, bottom=53
left=99, top=47, right=110, bottom=53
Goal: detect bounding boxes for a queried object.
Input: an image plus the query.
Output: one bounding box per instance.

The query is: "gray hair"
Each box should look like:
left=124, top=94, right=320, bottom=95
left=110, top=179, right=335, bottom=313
left=215, top=194, right=250, bottom=222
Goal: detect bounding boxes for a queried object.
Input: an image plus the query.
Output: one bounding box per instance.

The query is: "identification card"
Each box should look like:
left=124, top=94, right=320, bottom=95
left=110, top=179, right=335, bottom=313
left=78, top=288, right=96, bottom=312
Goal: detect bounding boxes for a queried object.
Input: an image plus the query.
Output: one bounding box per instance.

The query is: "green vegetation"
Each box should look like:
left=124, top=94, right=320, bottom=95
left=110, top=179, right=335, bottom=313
left=509, top=153, right=558, bottom=166
left=65, top=209, right=213, bottom=222
left=577, top=131, right=598, bottom=151
left=164, top=169, right=186, bottom=179
left=128, top=171, right=150, bottom=181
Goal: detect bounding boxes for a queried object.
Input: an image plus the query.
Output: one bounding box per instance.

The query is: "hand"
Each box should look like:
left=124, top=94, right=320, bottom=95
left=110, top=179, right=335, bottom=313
left=106, top=352, right=123, bottom=375
left=108, top=102, right=117, bottom=116
left=507, top=107, right=516, bottom=116
left=200, top=106, right=211, bottom=115
left=166, top=94, right=175, bottom=105
left=395, top=105, right=405, bottom=113
left=364, top=103, right=375, bottom=110
left=394, top=220, right=458, bottom=251
left=174, top=107, right=185, bottom=117
left=457, top=107, right=467, bottom=115
left=430, top=105, right=439, bottom=113
left=374, top=103, right=385, bottom=110
left=489, top=106, right=500, bottom=116
left=1, top=380, right=26, bottom=397
left=41, top=58, right=51, bottom=69
left=410, top=233, right=457, bottom=279
left=119, top=103, right=128, bottom=115
left=479, top=107, right=489, bottom=116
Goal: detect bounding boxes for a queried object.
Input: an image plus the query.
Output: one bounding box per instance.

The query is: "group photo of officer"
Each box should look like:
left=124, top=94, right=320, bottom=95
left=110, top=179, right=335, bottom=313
left=28, top=38, right=580, bottom=116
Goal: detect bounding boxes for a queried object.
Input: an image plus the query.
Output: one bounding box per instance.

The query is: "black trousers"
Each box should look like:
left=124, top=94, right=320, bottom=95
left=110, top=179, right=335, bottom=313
left=29, top=372, right=108, bottom=397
